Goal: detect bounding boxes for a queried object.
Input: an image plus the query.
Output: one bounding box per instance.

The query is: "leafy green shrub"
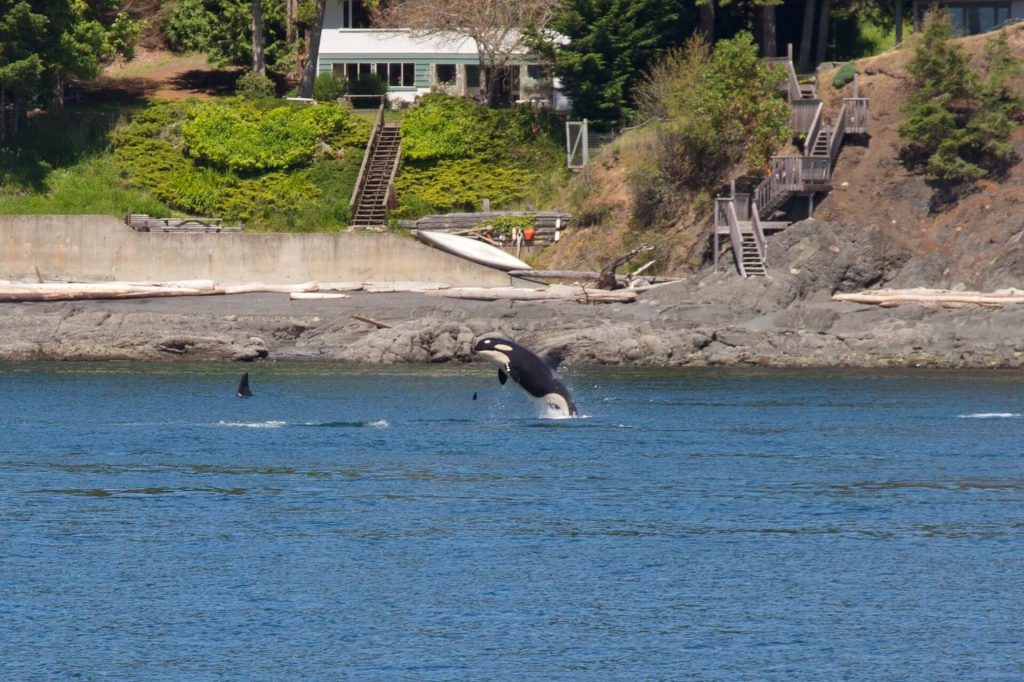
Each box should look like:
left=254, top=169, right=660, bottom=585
left=181, top=100, right=365, bottom=173
left=112, top=100, right=370, bottom=227
left=394, top=95, right=563, bottom=217
left=400, top=94, right=489, bottom=160
left=396, top=159, right=536, bottom=215
left=632, top=31, right=790, bottom=215
left=236, top=71, right=277, bottom=99
left=832, top=62, right=857, bottom=88
left=481, top=214, right=534, bottom=238
left=313, top=72, right=346, bottom=102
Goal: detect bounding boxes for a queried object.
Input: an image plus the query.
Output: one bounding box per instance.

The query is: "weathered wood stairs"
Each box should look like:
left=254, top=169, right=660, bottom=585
left=350, top=104, right=402, bottom=230
left=714, top=46, right=870, bottom=277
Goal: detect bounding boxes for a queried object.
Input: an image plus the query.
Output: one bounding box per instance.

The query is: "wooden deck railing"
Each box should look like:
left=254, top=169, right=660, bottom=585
left=350, top=102, right=386, bottom=210
left=791, top=99, right=821, bottom=136
left=385, top=130, right=402, bottom=210
left=843, top=97, right=870, bottom=133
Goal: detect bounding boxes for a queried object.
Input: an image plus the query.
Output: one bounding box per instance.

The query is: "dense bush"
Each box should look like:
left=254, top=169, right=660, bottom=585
left=629, top=32, right=791, bottom=227
left=395, top=94, right=565, bottom=216
left=832, top=62, right=857, bottom=88
left=313, top=72, right=346, bottom=102
left=348, top=73, right=387, bottom=96
left=236, top=71, right=277, bottom=99
left=900, top=14, right=1022, bottom=204
left=113, top=99, right=369, bottom=225
left=181, top=100, right=365, bottom=173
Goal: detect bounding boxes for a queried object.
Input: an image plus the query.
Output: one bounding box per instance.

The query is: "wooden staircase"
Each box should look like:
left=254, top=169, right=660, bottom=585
left=739, top=233, right=766, bottom=277
left=350, top=105, right=402, bottom=230
left=714, top=46, right=870, bottom=277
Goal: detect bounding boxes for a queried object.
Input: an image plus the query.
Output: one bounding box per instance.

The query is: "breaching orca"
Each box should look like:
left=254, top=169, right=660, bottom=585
left=236, top=372, right=253, bottom=398
left=473, top=337, right=577, bottom=417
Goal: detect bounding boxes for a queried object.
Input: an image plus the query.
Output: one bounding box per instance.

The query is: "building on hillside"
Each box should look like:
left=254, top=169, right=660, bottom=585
left=911, top=0, right=1024, bottom=35
left=317, top=0, right=569, bottom=109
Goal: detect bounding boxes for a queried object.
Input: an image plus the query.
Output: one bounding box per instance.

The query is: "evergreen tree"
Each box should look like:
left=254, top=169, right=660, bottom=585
left=550, top=0, right=695, bottom=128
left=899, top=9, right=1020, bottom=200
left=0, top=1, right=140, bottom=141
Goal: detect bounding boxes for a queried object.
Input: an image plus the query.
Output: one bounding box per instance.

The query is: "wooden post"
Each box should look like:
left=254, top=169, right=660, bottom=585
left=482, top=198, right=490, bottom=212
left=714, top=232, right=720, bottom=272
left=808, top=193, right=815, bottom=218
left=853, top=74, right=859, bottom=98
left=582, top=119, right=590, bottom=166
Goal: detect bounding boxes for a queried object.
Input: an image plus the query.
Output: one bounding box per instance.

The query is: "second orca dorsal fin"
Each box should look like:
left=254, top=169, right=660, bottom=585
left=541, top=347, right=567, bottom=370
left=498, top=368, right=508, bottom=385
left=236, top=372, right=253, bottom=397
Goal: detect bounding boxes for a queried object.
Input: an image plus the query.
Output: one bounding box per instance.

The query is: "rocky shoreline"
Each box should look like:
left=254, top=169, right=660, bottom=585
left=2, top=282, right=1023, bottom=369
left=2, top=219, right=1022, bottom=369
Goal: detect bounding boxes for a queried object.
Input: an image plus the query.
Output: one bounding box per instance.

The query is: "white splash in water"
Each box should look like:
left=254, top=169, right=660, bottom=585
left=366, top=420, right=389, bottom=428
left=958, top=413, right=1021, bottom=419
left=217, top=420, right=287, bottom=428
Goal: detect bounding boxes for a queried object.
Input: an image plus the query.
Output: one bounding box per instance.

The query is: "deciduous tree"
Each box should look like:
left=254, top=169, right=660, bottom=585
left=373, top=0, right=564, bottom=107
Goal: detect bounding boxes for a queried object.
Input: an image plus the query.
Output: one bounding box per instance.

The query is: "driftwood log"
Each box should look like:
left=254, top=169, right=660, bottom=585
left=427, top=284, right=637, bottom=303
left=833, top=289, right=1024, bottom=307
left=596, top=245, right=654, bottom=290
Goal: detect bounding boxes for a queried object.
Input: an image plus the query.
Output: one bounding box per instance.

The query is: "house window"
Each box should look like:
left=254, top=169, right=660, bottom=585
left=944, top=3, right=1010, bottom=34
left=339, top=62, right=416, bottom=88
left=436, top=64, right=457, bottom=84
left=527, top=64, right=543, bottom=80
left=466, top=64, right=480, bottom=88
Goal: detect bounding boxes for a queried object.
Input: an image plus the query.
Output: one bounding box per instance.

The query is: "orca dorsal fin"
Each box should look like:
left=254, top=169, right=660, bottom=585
left=236, top=372, right=253, bottom=397
left=498, top=368, right=508, bottom=385
left=541, top=347, right=567, bottom=370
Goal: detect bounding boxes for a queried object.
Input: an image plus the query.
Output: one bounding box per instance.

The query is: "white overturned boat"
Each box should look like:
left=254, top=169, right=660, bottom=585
left=416, top=230, right=532, bottom=272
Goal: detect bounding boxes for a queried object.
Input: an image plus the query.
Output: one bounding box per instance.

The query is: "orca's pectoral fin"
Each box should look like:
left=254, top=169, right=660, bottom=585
left=498, top=369, right=508, bottom=385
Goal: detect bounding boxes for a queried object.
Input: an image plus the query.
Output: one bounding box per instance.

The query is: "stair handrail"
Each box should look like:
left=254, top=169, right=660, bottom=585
left=349, top=102, right=386, bottom=210
left=384, top=130, right=402, bottom=210
left=750, top=201, right=767, bottom=264
left=767, top=56, right=803, bottom=103
left=828, top=102, right=848, bottom=168
left=805, top=102, right=824, bottom=157
left=725, top=201, right=748, bottom=278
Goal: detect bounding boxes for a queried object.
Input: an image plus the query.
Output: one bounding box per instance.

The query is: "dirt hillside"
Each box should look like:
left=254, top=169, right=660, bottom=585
left=543, top=23, right=1024, bottom=291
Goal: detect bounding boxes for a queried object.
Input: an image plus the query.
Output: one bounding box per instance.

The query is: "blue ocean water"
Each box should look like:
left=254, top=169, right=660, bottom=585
left=1, top=363, right=1022, bottom=681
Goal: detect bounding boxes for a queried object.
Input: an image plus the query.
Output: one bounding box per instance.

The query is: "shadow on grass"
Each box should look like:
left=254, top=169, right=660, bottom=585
left=167, top=68, right=245, bottom=97
left=1, top=106, right=127, bottom=193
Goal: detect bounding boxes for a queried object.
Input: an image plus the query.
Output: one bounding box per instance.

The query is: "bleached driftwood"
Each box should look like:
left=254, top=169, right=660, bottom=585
left=362, top=281, right=450, bottom=293
left=315, top=282, right=367, bottom=292
left=833, top=288, right=1024, bottom=307
left=289, top=292, right=351, bottom=300
left=220, top=281, right=320, bottom=294
left=0, top=281, right=221, bottom=302
left=427, top=284, right=637, bottom=303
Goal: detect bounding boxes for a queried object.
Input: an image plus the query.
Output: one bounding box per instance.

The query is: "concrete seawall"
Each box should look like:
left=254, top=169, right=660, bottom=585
left=0, top=215, right=520, bottom=287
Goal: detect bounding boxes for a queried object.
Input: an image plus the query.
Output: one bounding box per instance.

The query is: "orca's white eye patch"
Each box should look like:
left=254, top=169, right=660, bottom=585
left=494, top=343, right=514, bottom=352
